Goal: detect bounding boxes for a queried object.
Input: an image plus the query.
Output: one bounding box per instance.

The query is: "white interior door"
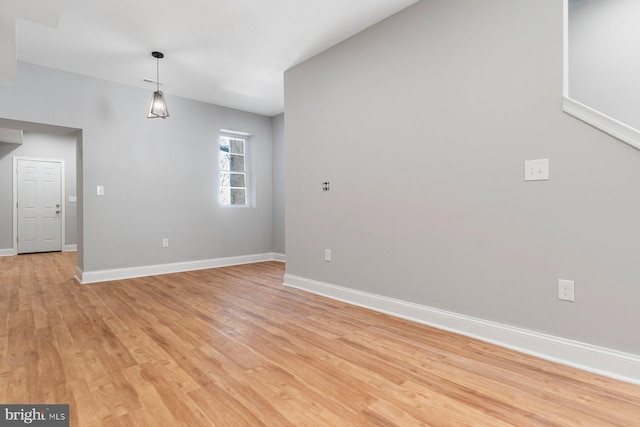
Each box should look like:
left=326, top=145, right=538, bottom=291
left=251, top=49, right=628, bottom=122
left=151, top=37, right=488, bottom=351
left=17, top=159, right=62, bottom=254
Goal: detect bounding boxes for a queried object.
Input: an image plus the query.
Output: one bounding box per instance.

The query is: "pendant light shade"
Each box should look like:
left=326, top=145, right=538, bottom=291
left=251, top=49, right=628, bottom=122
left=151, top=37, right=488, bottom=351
left=147, top=51, right=169, bottom=119
left=148, top=90, right=168, bottom=118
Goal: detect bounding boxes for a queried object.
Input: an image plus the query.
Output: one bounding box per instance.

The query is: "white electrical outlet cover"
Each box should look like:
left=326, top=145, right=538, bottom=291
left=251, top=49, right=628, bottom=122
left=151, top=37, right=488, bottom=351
left=524, top=159, right=549, bottom=181
left=558, top=279, right=575, bottom=302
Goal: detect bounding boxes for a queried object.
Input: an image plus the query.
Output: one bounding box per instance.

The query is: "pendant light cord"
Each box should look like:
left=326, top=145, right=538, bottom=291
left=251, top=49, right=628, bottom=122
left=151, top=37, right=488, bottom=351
left=156, top=56, right=160, bottom=92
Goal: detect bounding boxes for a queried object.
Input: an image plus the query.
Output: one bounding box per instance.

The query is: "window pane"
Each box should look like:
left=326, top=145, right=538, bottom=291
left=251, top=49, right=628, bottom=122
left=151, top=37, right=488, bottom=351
left=220, top=137, right=230, bottom=153
left=230, top=138, right=244, bottom=154
left=219, top=152, right=231, bottom=171
left=219, top=187, right=230, bottom=205
left=230, top=154, right=244, bottom=172
left=230, top=173, right=245, bottom=187
left=220, top=172, right=230, bottom=187
left=230, top=189, right=246, bottom=205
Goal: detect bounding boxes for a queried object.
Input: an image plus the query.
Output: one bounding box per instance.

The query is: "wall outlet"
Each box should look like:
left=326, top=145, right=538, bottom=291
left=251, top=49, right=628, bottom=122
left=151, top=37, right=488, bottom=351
left=162, top=238, right=169, bottom=248
left=324, top=249, right=331, bottom=262
left=96, top=185, right=105, bottom=196
left=524, top=159, right=550, bottom=181
left=558, top=279, right=574, bottom=302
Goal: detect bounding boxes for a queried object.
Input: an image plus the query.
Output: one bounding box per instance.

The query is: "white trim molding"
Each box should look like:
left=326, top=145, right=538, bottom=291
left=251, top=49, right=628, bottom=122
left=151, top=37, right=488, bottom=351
left=563, top=97, right=640, bottom=151
left=272, top=253, right=286, bottom=262
left=0, top=246, right=75, bottom=256
left=0, top=248, right=15, bottom=257
left=562, top=0, right=640, bottom=152
left=77, top=252, right=284, bottom=284
left=220, top=128, right=252, bottom=137
left=284, top=274, right=640, bottom=385
left=74, top=266, right=83, bottom=284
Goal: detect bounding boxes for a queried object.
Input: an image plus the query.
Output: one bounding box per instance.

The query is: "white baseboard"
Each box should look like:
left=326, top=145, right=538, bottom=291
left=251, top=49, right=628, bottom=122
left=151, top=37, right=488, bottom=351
left=272, top=253, right=286, bottom=262
left=0, top=248, right=15, bottom=257
left=78, top=252, right=284, bottom=284
left=0, top=246, right=76, bottom=255
left=74, top=266, right=83, bottom=284
left=284, top=274, right=640, bottom=385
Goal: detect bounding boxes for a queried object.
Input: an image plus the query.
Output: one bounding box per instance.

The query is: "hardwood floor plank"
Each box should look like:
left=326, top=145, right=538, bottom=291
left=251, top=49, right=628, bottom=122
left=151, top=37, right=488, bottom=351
left=194, top=345, right=297, bottom=426
left=69, top=378, right=114, bottom=426
left=0, top=352, right=26, bottom=403
left=122, top=365, right=181, bottom=426
left=366, top=391, right=513, bottom=427
left=1, top=252, right=639, bottom=426
left=188, top=383, right=268, bottom=427
left=246, top=364, right=357, bottom=426
left=341, top=327, right=606, bottom=424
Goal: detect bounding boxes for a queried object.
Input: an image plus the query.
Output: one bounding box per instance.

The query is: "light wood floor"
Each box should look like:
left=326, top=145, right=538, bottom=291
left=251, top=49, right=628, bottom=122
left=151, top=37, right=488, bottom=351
left=1, top=252, right=639, bottom=426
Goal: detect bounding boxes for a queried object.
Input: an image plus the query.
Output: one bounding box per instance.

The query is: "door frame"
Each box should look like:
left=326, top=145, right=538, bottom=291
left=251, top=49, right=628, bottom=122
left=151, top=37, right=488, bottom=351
left=12, top=156, right=66, bottom=255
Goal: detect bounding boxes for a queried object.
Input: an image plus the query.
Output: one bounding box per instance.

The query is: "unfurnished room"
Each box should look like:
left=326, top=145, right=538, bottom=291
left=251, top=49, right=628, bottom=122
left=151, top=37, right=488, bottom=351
left=1, top=0, right=639, bottom=425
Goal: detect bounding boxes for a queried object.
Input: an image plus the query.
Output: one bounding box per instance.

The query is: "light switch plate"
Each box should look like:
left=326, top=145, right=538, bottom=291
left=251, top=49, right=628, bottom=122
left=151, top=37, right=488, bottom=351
left=96, top=185, right=105, bottom=196
left=524, top=159, right=549, bottom=181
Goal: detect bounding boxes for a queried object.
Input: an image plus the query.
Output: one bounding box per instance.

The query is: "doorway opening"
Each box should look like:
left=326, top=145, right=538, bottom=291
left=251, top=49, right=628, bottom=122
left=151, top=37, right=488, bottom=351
left=0, top=119, right=81, bottom=263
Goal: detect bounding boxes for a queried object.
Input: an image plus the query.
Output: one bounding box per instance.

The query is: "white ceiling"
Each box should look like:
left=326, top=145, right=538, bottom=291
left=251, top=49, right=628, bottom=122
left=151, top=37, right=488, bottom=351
left=2, top=0, right=420, bottom=117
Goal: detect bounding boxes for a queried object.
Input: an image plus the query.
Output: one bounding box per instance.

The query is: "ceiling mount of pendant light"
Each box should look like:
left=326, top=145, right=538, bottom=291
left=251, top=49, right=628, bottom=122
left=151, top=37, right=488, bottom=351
left=147, top=51, right=169, bottom=119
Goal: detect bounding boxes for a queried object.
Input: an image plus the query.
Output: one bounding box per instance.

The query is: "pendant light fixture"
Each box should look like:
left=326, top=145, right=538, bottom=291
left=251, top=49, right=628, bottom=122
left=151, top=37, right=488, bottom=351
left=147, top=51, right=169, bottom=119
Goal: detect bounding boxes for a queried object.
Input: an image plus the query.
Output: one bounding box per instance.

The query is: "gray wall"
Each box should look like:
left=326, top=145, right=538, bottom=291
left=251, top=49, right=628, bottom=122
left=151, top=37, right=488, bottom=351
left=0, top=131, right=78, bottom=250
left=271, top=113, right=285, bottom=255
left=285, top=0, right=640, bottom=355
left=569, top=0, right=640, bottom=131
left=0, top=62, right=277, bottom=272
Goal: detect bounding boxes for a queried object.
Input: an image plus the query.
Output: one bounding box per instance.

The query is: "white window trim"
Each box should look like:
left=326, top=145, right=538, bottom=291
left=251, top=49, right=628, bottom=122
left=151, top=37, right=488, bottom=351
left=219, top=132, right=251, bottom=207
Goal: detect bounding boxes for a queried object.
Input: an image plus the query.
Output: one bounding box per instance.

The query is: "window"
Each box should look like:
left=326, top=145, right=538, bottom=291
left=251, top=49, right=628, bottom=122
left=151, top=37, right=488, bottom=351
left=219, top=134, right=248, bottom=206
